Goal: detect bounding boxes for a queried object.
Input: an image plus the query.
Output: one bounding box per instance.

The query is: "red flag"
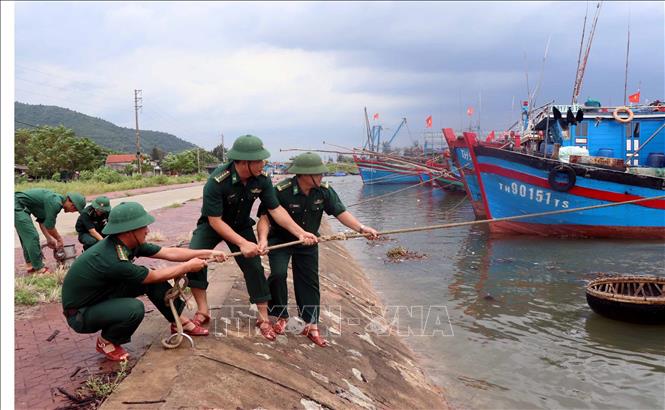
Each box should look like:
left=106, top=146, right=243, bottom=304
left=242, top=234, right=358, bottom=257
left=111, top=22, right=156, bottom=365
left=425, top=115, right=432, bottom=128
left=373, top=113, right=379, bottom=120
left=466, top=106, right=474, bottom=116
left=485, top=130, right=495, bottom=142
left=628, top=91, right=640, bottom=103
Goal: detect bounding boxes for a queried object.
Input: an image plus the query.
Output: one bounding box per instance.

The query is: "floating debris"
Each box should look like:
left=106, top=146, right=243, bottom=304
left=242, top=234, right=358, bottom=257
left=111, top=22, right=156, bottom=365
left=385, top=246, right=427, bottom=262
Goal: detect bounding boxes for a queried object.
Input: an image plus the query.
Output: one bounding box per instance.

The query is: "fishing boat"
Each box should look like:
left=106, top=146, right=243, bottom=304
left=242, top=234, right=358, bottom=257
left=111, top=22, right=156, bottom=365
left=586, top=275, right=665, bottom=324
left=463, top=103, right=665, bottom=238
left=443, top=128, right=492, bottom=218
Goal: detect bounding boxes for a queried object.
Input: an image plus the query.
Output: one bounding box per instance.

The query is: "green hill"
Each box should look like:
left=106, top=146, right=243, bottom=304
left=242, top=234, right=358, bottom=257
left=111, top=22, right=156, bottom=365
left=15, top=102, right=197, bottom=153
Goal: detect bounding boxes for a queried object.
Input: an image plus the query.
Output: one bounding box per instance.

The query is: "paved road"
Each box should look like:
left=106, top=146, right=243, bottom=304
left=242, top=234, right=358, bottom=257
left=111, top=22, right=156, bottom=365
left=14, top=185, right=204, bottom=248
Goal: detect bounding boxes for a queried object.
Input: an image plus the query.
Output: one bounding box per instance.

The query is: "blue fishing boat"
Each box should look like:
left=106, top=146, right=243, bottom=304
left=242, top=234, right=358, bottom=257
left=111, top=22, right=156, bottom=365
left=463, top=104, right=665, bottom=238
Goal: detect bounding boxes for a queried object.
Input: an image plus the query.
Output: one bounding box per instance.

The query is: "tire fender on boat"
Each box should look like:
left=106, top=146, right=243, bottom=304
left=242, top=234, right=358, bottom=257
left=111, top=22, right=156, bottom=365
left=612, top=106, right=634, bottom=123
left=548, top=164, right=576, bottom=192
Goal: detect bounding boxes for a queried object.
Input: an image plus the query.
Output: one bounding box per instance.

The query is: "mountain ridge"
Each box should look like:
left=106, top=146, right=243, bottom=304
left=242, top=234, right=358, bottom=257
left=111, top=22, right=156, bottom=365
left=15, top=102, right=197, bottom=153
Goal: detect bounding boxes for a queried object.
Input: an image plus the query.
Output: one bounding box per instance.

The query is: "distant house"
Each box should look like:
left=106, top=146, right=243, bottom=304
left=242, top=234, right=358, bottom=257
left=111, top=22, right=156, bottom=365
left=105, top=154, right=136, bottom=171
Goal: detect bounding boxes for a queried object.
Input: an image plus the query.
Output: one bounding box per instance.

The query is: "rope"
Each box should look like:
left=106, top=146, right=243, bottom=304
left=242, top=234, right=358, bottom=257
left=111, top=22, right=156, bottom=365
left=337, top=193, right=665, bottom=239
left=161, top=276, right=192, bottom=349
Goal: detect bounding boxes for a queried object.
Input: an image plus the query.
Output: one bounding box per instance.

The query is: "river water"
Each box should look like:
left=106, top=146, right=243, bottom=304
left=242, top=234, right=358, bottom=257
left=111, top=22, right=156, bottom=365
left=326, top=175, right=665, bottom=410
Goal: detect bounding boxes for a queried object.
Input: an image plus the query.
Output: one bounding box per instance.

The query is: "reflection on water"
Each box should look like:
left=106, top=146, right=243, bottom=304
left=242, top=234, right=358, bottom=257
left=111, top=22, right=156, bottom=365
left=327, top=176, right=665, bottom=410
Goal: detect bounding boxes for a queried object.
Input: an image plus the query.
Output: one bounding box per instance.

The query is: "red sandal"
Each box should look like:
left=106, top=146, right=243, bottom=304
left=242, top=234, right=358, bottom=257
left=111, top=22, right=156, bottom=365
left=27, top=267, right=50, bottom=275
left=273, top=318, right=288, bottom=335
left=256, top=319, right=276, bottom=341
left=301, top=325, right=328, bottom=347
left=192, top=311, right=211, bottom=327
left=96, top=337, right=129, bottom=361
left=171, top=320, right=209, bottom=336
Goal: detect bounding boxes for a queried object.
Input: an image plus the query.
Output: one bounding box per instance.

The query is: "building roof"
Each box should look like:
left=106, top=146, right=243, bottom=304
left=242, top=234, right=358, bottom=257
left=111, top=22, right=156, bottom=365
left=105, top=154, right=136, bottom=165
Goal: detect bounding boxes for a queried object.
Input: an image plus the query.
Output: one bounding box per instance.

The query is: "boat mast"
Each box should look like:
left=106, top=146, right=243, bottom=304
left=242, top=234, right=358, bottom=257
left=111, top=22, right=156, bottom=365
left=572, top=1, right=602, bottom=105
left=623, top=11, right=631, bottom=105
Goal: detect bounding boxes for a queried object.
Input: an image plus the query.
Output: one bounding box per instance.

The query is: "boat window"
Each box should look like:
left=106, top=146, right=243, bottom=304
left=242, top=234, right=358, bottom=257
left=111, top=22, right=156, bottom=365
left=633, top=122, right=640, bottom=138
left=575, top=122, right=588, bottom=136
left=625, top=124, right=632, bottom=137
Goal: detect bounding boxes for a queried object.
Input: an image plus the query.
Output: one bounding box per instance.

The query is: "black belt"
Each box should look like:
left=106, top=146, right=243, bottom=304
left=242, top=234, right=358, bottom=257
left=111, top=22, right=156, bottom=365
left=63, top=308, right=79, bottom=318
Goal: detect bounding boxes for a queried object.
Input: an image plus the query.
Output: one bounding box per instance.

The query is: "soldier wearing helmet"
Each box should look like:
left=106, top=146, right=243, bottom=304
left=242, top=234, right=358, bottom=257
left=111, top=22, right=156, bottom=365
left=14, top=189, right=86, bottom=275
left=61, top=202, right=227, bottom=361
left=187, top=135, right=318, bottom=341
left=75, top=196, right=112, bottom=250
left=257, top=152, right=378, bottom=347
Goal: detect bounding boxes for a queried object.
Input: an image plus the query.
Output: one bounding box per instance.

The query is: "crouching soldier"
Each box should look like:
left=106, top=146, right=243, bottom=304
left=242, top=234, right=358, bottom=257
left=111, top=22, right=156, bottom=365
left=61, top=202, right=226, bottom=361
left=76, top=196, right=112, bottom=251
left=14, top=189, right=86, bottom=274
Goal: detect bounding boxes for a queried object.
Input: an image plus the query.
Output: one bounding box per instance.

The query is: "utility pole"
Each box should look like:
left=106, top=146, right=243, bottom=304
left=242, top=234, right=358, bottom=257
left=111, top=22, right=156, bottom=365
left=221, top=133, right=225, bottom=163
left=134, top=89, right=143, bottom=175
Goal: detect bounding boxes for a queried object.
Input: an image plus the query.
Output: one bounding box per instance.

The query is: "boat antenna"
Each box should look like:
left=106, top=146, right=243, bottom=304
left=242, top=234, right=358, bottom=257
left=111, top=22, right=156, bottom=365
left=623, top=9, right=631, bottom=105
left=529, top=34, right=552, bottom=113
left=572, top=1, right=603, bottom=105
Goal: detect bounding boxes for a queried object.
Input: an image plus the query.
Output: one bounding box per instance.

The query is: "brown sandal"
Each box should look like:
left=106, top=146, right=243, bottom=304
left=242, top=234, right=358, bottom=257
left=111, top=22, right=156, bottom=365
left=301, top=325, right=328, bottom=347
left=192, top=311, right=211, bottom=327
left=256, top=319, right=276, bottom=341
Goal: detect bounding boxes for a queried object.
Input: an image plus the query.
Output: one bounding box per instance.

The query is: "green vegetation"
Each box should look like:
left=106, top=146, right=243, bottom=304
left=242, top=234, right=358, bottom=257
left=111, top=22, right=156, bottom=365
left=15, top=102, right=196, bottom=153
left=16, top=125, right=108, bottom=179
left=15, top=267, right=67, bottom=306
left=326, top=162, right=358, bottom=174
left=80, top=360, right=129, bottom=400
left=15, top=173, right=208, bottom=196
left=161, top=149, right=220, bottom=174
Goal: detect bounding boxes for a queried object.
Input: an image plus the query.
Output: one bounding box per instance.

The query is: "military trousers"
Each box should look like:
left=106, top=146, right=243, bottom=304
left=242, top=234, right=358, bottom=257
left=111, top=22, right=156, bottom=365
left=14, top=197, right=44, bottom=270
left=187, top=222, right=270, bottom=304
left=65, top=281, right=184, bottom=345
left=78, top=233, right=99, bottom=250
left=267, top=240, right=321, bottom=324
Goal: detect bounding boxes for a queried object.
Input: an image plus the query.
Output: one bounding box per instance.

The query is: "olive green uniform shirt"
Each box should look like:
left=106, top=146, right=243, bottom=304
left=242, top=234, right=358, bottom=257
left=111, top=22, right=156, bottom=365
left=198, top=162, right=280, bottom=229
left=14, top=188, right=65, bottom=229
left=75, top=205, right=108, bottom=235
left=61, top=236, right=161, bottom=309
left=258, top=176, right=346, bottom=242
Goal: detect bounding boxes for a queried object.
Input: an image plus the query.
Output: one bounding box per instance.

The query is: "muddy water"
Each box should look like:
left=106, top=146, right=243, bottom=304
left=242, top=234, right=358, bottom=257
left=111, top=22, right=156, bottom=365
left=326, top=175, right=665, bottom=410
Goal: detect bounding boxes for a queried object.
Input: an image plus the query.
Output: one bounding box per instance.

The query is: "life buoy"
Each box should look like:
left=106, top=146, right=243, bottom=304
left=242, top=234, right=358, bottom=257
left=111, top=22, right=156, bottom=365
left=548, top=164, right=576, bottom=192
left=612, top=106, right=634, bottom=123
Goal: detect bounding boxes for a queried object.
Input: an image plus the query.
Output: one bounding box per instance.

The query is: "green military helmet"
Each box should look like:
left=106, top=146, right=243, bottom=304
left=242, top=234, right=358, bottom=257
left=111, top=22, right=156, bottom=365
left=66, top=192, right=87, bottom=212
left=287, top=152, right=329, bottom=175
left=227, top=135, right=271, bottom=161
left=102, top=202, right=155, bottom=235
left=91, top=196, right=112, bottom=213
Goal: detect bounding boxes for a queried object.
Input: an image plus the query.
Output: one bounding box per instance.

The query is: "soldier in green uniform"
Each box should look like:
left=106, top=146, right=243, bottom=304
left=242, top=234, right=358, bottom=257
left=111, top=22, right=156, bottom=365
left=62, top=202, right=227, bottom=361
left=257, top=152, right=378, bottom=347
left=76, top=196, right=112, bottom=250
left=187, top=135, right=318, bottom=341
left=14, top=189, right=86, bottom=274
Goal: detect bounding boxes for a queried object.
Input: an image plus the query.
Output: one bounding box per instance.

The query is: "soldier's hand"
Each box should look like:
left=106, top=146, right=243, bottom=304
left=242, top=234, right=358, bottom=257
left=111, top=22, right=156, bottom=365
left=46, top=238, right=57, bottom=249
left=299, top=232, right=319, bottom=246
left=257, top=239, right=269, bottom=256
left=240, top=241, right=261, bottom=258
left=56, top=239, right=65, bottom=249
left=360, top=225, right=379, bottom=240
left=187, top=258, right=208, bottom=272
left=210, top=251, right=227, bottom=263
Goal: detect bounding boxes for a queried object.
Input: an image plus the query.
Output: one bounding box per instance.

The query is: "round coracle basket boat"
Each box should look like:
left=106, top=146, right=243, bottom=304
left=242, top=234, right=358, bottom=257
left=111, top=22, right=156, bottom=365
left=586, top=275, right=665, bottom=324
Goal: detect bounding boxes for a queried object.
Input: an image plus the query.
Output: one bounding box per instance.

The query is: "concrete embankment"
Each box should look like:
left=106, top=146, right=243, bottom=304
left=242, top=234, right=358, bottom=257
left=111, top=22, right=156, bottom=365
left=103, top=224, right=448, bottom=409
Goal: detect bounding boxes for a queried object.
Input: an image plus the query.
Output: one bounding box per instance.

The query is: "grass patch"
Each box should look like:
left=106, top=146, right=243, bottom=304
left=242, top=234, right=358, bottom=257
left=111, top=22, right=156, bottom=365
left=78, top=360, right=129, bottom=401
left=15, top=266, right=67, bottom=305
left=15, top=173, right=208, bottom=197
left=146, top=230, right=166, bottom=242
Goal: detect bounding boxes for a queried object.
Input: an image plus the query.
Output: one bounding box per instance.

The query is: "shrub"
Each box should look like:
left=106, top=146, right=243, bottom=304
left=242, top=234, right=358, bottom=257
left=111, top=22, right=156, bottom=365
left=78, top=170, right=94, bottom=181
left=51, top=172, right=61, bottom=181
left=92, top=167, right=125, bottom=183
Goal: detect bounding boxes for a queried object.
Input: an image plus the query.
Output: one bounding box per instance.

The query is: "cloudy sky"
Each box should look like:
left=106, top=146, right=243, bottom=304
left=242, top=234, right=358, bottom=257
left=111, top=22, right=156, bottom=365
left=10, top=1, right=664, bottom=160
